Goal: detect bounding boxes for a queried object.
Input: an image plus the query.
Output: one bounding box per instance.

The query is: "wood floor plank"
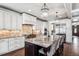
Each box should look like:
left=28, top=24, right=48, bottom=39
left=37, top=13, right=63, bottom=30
left=3, top=48, right=25, bottom=56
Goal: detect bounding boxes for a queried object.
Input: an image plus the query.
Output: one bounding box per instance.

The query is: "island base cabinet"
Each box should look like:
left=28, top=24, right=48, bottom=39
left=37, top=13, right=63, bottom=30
left=0, top=39, right=9, bottom=55
left=25, top=42, right=39, bottom=56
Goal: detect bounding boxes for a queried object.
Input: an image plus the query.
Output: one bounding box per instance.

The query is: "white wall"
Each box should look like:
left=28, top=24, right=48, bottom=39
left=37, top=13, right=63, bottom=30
left=66, top=19, right=72, bottom=43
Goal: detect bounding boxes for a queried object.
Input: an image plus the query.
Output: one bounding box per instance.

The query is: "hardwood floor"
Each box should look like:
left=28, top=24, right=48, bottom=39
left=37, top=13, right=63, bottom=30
left=3, top=48, right=25, bottom=56
left=3, top=36, right=79, bottom=56
left=63, top=36, right=79, bottom=56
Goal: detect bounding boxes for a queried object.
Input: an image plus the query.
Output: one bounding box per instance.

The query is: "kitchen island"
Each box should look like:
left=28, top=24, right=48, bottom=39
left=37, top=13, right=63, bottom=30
left=25, top=35, right=64, bottom=56
left=25, top=37, right=54, bottom=48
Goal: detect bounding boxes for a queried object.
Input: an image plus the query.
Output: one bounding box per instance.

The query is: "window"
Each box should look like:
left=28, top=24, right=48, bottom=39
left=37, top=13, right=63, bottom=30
left=55, top=24, right=66, bottom=34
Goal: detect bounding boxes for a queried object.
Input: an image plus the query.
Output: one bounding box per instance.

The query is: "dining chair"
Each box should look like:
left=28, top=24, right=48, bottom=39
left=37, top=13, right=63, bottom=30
left=60, top=36, right=65, bottom=47
left=58, top=36, right=64, bottom=55
left=39, top=39, right=59, bottom=56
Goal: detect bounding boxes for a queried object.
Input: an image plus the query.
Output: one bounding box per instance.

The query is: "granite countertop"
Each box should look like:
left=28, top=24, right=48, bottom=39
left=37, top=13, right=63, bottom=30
left=25, top=35, right=60, bottom=48
left=0, top=35, right=24, bottom=39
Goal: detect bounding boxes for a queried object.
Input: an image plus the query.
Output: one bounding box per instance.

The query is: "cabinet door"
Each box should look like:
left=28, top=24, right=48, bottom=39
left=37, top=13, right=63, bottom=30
left=15, top=37, right=25, bottom=49
left=9, top=37, right=25, bottom=52
left=25, top=42, right=38, bottom=56
left=0, top=10, right=4, bottom=29
left=20, top=37, right=25, bottom=47
left=23, top=13, right=37, bottom=25
left=11, top=13, right=17, bottom=30
left=0, top=39, right=8, bottom=55
left=8, top=38, right=17, bottom=51
left=4, top=11, right=11, bottom=29
left=17, top=14, right=22, bottom=30
left=22, top=13, right=34, bottom=24
left=25, top=42, right=35, bottom=56
left=23, top=13, right=29, bottom=24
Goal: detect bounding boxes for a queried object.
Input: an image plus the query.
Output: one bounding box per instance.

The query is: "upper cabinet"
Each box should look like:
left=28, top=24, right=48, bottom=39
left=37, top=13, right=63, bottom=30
left=22, top=13, right=36, bottom=25
left=10, top=11, right=23, bottom=30
left=4, top=11, right=11, bottom=29
left=11, top=12, right=17, bottom=30
left=11, top=12, right=22, bottom=30
left=0, top=8, right=22, bottom=30
left=17, top=14, right=23, bottom=30
left=0, top=10, right=4, bottom=29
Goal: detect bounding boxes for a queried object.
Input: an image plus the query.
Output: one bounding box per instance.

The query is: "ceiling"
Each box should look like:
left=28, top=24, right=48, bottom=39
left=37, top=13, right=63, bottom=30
left=0, top=3, right=72, bottom=21
left=72, top=3, right=79, bottom=17
left=72, top=3, right=79, bottom=10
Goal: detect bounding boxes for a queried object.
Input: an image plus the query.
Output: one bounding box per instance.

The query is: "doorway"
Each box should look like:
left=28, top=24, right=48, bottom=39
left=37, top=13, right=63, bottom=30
left=72, top=25, right=79, bottom=36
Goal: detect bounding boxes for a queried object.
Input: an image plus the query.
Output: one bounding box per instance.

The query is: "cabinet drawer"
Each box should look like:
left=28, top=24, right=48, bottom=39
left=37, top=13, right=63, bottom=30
left=8, top=38, right=16, bottom=51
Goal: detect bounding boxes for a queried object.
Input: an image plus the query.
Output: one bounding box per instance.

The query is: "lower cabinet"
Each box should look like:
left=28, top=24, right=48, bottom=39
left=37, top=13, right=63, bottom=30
left=25, top=42, right=39, bottom=56
left=15, top=37, right=25, bottom=49
left=0, top=37, right=25, bottom=55
left=9, top=38, right=17, bottom=51
left=9, top=37, right=25, bottom=52
left=0, top=39, right=9, bottom=55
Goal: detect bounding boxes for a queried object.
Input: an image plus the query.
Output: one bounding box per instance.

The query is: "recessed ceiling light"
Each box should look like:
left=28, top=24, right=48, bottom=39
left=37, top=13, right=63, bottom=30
left=28, top=10, right=31, bottom=12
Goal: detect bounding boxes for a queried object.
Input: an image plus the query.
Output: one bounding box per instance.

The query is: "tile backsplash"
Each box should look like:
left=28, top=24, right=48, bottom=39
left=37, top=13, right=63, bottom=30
left=22, top=24, right=33, bottom=35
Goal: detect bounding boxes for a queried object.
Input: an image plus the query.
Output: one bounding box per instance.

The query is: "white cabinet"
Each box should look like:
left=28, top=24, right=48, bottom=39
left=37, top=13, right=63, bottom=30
left=0, top=37, right=25, bottom=55
left=18, top=37, right=25, bottom=48
left=17, top=14, right=22, bottom=30
left=4, top=11, right=11, bottom=29
left=0, top=8, right=22, bottom=30
left=31, top=16, right=36, bottom=25
left=0, top=10, right=4, bottom=29
left=0, top=39, right=8, bottom=55
left=22, top=13, right=30, bottom=24
left=8, top=38, right=17, bottom=51
left=11, top=12, right=17, bottom=30
left=15, top=37, right=25, bottom=49
left=9, top=37, right=25, bottom=52
left=36, top=20, right=44, bottom=31
left=22, top=13, right=36, bottom=25
left=11, top=12, right=22, bottom=30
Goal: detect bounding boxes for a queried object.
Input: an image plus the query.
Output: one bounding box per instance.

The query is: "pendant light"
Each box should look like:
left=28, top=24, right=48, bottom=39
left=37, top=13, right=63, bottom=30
left=41, top=3, right=49, bottom=17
